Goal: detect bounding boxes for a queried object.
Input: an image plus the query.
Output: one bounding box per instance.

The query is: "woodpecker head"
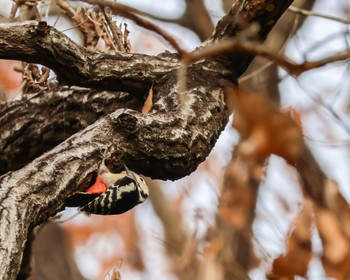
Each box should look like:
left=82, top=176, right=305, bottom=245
left=98, top=159, right=124, bottom=186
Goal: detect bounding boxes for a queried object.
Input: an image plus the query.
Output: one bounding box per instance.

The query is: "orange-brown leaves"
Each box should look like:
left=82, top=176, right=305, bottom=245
left=324, top=180, right=350, bottom=240
left=220, top=155, right=261, bottom=229
left=217, top=147, right=262, bottom=274
left=63, top=211, right=144, bottom=279
left=198, top=237, right=224, bottom=280
left=269, top=203, right=313, bottom=279
left=142, top=84, right=153, bottom=114
left=316, top=208, right=350, bottom=280
left=316, top=180, right=350, bottom=279
left=226, top=86, right=303, bottom=164
left=269, top=180, right=350, bottom=279
left=0, top=60, right=22, bottom=100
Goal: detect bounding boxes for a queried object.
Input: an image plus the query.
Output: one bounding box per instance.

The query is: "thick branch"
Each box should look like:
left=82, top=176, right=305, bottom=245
left=0, top=1, right=294, bottom=279
left=0, top=21, right=178, bottom=92
left=0, top=0, right=294, bottom=91
left=0, top=60, right=231, bottom=279
left=0, top=87, right=144, bottom=174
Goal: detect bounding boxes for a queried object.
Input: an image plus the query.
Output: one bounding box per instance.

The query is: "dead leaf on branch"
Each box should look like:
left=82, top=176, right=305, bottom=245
left=63, top=211, right=144, bottom=278
left=324, top=180, right=350, bottom=239
left=217, top=145, right=262, bottom=273
left=268, top=202, right=313, bottom=279
left=315, top=206, right=350, bottom=280
left=225, top=85, right=303, bottom=164
left=142, top=83, right=153, bottom=114
left=219, top=155, right=261, bottom=229
left=285, top=107, right=303, bottom=128
left=197, top=237, right=224, bottom=280
left=58, top=1, right=130, bottom=53
left=19, top=64, right=50, bottom=93
left=316, top=180, right=350, bottom=279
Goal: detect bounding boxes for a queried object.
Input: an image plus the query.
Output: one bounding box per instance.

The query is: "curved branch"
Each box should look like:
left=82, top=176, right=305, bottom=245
left=0, top=0, right=294, bottom=92
left=0, top=21, right=178, bottom=92
left=0, top=59, right=230, bottom=279
left=0, top=87, right=144, bottom=174
left=0, top=1, right=294, bottom=279
left=187, top=38, right=350, bottom=76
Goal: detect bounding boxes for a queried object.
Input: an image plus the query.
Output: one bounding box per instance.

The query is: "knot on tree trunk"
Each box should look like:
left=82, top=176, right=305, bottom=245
left=112, top=111, right=140, bottom=136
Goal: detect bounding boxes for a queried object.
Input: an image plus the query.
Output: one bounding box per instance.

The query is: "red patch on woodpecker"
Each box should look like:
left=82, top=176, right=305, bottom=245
left=85, top=176, right=107, bottom=194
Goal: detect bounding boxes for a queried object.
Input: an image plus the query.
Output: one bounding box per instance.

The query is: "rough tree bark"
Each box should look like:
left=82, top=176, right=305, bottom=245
left=0, top=1, right=293, bottom=279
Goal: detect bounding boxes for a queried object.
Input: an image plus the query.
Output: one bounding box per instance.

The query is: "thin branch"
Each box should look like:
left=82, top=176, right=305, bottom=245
left=84, top=0, right=214, bottom=41
left=186, top=39, right=350, bottom=76
left=100, top=7, right=125, bottom=52
left=78, top=0, right=187, bottom=56
left=288, top=5, right=350, bottom=24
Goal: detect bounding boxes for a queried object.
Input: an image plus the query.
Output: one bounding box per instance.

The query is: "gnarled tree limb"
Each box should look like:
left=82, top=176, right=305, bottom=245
left=0, top=21, right=179, bottom=92
left=0, top=87, right=145, bottom=173
left=0, top=0, right=293, bottom=279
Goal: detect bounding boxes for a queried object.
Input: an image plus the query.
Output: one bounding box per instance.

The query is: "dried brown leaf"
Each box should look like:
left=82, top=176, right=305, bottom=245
left=63, top=212, right=144, bottom=278
left=219, top=156, right=259, bottom=229
left=142, top=84, right=153, bottom=114
left=268, top=202, right=313, bottom=279
left=227, top=86, right=303, bottom=163
left=315, top=207, right=350, bottom=280
left=324, top=180, right=350, bottom=239
left=197, top=239, right=224, bottom=280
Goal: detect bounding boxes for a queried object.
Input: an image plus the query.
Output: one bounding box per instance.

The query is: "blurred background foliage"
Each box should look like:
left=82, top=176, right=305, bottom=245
left=1, top=0, right=350, bottom=279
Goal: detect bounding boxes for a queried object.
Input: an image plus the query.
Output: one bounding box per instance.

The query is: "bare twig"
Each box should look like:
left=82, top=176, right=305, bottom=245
left=186, top=39, right=350, bottom=76
left=88, top=0, right=214, bottom=41
left=288, top=5, right=350, bottom=24
left=79, top=0, right=187, bottom=56
left=100, top=7, right=125, bottom=52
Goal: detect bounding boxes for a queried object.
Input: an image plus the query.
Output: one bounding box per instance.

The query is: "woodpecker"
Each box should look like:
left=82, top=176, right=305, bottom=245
left=65, top=160, right=149, bottom=215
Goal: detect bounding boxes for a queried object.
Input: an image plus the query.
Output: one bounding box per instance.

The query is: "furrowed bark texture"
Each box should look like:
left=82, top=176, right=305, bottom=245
left=0, top=0, right=293, bottom=279
left=0, top=87, right=145, bottom=174
left=0, top=21, right=178, bottom=93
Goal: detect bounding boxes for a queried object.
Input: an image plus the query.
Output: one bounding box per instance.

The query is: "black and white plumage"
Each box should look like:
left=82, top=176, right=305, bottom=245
left=65, top=162, right=149, bottom=215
